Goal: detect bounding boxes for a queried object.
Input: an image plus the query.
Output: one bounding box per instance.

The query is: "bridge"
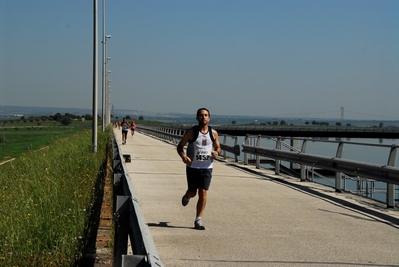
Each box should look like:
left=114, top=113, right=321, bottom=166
left=111, top=127, right=399, bottom=267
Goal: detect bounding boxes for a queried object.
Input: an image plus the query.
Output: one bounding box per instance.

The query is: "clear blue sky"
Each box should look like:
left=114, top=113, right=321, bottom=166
left=1, top=0, right=398, bottom=120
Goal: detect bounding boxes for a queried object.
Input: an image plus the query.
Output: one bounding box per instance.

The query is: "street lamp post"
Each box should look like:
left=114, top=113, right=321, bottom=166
left=106, top=69, right=111, bottom=125
left=101, top=0, right=111, bottom=131
left=92, top=0, right=98, bottom=153
left=108, top=88, right=112, bottom=124
left=102, top=37, right=111, bottom=130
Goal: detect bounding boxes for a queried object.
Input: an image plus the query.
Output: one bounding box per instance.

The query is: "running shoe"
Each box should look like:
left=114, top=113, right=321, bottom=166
left=181, top=194, right=190, bottom=206
left=194, top=219, right=206, bottom=230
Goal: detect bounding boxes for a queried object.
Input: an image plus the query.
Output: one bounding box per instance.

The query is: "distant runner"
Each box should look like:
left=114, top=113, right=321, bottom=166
left=130, top=120, right=136, bottom=137
left=121, top=118, right=130, bottom=145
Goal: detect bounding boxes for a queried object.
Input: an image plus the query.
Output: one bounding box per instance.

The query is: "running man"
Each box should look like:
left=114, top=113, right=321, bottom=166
left=176, top=108, right=222, bottom=230
left=121, top=118, right=130, bottom=145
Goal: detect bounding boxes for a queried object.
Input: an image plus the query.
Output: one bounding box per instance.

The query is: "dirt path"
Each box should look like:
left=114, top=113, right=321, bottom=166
left=0, top=158, right=15, bottom=165
left=93, top=156, right=113, bottom=266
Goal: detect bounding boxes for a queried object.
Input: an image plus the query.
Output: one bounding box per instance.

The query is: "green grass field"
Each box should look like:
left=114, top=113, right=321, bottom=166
left=0, top=118, right=169, bottom=162
left=0, top=126, right=111, bottom=266
left=0, top=120, right=92, bottom=162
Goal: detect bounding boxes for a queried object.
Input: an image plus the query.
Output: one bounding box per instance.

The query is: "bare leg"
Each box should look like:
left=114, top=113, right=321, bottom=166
left=196, top=188, right=207, bottom=217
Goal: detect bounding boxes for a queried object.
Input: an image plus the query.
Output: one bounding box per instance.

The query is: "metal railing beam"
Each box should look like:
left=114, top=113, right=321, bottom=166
left=112, top=132, right=164, bottom=267
left=242, top=144, right=399, bottom=185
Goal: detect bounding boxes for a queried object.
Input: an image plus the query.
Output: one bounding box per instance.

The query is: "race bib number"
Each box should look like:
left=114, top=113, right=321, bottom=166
left=195, top=148, right=211, bottom=161
left=195, top=154, right=211, bottom=161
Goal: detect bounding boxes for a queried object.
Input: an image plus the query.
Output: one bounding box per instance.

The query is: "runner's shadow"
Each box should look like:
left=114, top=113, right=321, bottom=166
left=147, top=221, right=192, bottom=229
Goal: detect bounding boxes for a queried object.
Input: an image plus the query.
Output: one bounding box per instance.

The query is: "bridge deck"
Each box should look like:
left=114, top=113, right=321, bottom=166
left=114, top=129, right=399, bottom=267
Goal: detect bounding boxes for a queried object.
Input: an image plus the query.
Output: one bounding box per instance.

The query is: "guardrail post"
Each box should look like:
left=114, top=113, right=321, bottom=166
left=335, top=142, right=344, bottom=193
left=114, top=196, right=131, bottom=267
left=386, top=145, right=397, bottom=208
left=115, top=172, right=127, bottom=191
left=222, top=134, right=227, bottom=158
left=233, top=136, right=239, bottom=162
left=256, top=135, right=261, bottom=169
left=114, top=157, right=123, bottom=174
left=300, top=139, right=308, bottom=181
left=290, top=138, right=300, bottom=170
left=275, top=137, right=281, bottom=175
left=113, top=174, right=125, bottom=210
left=243, top=135, right=249, bottom=165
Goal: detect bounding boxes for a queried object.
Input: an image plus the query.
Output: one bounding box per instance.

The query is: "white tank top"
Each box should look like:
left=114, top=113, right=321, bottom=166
left=121, top=122, right=129, bottom=130
left=187, top=126, right=214, bottom=169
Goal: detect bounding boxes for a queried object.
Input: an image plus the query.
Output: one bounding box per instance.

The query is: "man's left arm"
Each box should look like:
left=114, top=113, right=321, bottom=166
left=212, top=129, right=222, bottom=158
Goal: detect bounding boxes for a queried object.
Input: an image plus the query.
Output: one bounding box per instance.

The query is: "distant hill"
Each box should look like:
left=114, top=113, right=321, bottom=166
left=1, top=105, right=398, bottom=127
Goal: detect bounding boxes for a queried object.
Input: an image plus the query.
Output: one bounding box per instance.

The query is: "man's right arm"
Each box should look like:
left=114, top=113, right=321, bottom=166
left=177, top=129, right=193, bottom=164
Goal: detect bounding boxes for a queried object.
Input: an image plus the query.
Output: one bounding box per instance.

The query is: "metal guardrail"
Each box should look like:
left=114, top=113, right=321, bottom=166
left=217, top=125, right=399, bottom=134
left=136, top=124, right=399, bottom=138
left=112, top=134, right=164, bottom=267
left=137, top=125, right=184, bottom=144
left=242, top=135, right=399, bottom=208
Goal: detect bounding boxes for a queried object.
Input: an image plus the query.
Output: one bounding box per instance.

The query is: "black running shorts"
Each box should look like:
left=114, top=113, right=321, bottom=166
left=186, top=167, right=212, bottom=192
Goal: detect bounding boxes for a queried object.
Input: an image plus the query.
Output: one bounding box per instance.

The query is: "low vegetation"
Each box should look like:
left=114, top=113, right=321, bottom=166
left=0, top=119, right=93, bottom=162
left=0, top=127, right=112, bottom=266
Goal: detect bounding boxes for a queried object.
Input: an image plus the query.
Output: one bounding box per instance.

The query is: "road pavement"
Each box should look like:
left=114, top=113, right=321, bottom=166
left=114, top=129, right=399, bottom=267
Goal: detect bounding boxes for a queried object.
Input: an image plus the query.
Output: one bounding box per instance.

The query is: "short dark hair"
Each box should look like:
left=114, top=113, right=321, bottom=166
left=196, top=108, right=210, bottom=117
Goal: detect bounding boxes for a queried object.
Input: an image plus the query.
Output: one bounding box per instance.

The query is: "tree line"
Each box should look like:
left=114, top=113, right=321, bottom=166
left=1, top=113, right=94, bottom=126
left=231, top=120, right=389, bottom=128
left=2, top=113, right=146, bottom=127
